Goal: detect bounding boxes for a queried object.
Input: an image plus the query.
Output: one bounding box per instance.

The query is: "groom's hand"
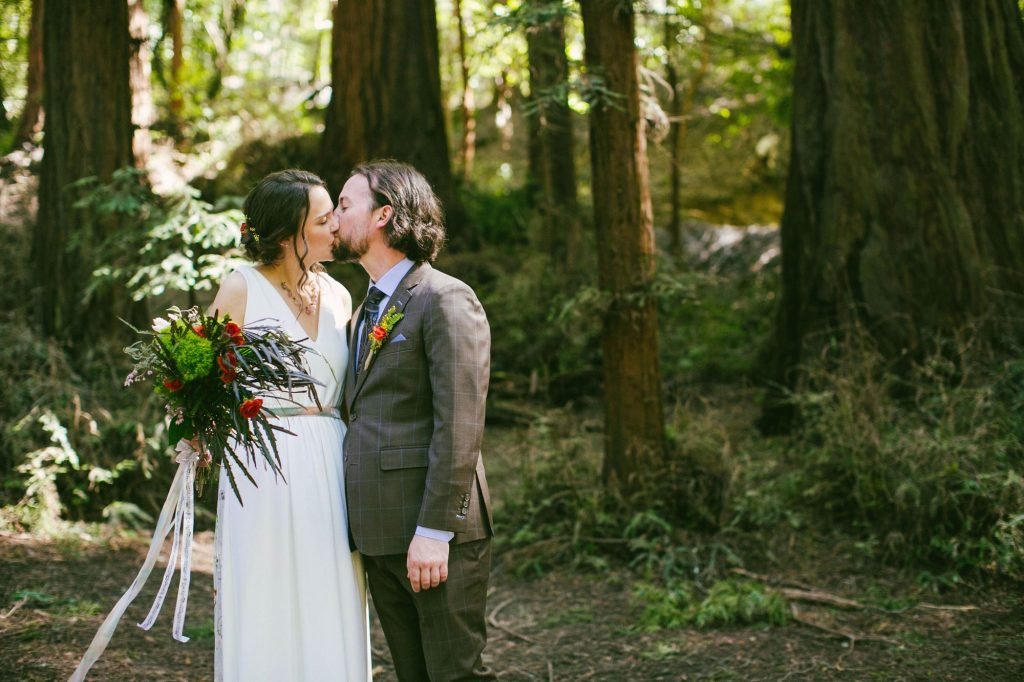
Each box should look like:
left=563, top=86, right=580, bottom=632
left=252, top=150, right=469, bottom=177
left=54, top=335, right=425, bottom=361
left=406, top=536, right=450, bottom=593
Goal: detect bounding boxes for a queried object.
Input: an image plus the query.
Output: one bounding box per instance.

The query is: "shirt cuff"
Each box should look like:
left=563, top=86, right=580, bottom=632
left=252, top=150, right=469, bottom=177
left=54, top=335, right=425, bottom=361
left=415, top=526, right=455, bottom=542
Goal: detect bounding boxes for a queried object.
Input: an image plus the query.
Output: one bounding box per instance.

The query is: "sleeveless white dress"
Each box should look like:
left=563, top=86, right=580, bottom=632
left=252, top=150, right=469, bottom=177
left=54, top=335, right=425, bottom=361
left=214, top=266, right=369, bottom=681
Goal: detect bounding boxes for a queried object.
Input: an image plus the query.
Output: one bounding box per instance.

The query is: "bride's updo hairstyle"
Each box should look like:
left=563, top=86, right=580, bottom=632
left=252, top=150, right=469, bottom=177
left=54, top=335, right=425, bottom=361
left=241, top=170, right=327, bottom=278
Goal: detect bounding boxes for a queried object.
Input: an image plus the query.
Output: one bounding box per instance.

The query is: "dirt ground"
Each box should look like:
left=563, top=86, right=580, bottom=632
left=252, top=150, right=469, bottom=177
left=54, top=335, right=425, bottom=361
left=1, top=524, right=1022, bottom=681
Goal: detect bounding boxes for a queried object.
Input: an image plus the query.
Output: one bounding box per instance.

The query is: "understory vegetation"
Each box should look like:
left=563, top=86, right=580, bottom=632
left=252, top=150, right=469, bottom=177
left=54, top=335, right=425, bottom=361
left=4, top=160, right=1023, bottom=621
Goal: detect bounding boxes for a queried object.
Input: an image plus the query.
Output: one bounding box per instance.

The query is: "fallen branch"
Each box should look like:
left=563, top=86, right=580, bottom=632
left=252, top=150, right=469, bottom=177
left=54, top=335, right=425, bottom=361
left=488, top=597, right=539, bottom=645
left=790, top=604, right=900, bottom=647
left=780, top=587, right=867, bottom=610
left=1, top=597, right=28, bottom=620
left=730, top=567, right=816, bottom=591
left=918, top=602, right=978, bottom=612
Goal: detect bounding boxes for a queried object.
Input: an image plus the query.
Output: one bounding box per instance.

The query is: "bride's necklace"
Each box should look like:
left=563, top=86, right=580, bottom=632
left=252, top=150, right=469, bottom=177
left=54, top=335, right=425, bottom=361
left=278, top=277, right=319, bottom=317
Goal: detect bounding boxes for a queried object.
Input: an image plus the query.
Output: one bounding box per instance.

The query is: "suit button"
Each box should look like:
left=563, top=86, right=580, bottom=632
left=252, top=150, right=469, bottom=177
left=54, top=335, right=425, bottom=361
left=350, top=412, right=358, bottom=421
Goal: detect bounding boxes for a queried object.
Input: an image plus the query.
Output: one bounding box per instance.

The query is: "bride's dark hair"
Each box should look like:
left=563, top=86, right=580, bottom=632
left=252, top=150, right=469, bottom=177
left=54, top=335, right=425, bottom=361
left=242, top=169, right=327, bottom=289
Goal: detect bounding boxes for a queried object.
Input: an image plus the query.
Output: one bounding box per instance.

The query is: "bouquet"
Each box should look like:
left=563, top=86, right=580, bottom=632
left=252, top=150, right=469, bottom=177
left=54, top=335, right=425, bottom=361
left=124, top=305, right=322, bottom=502
left=69, top=306, right=324, bottom=680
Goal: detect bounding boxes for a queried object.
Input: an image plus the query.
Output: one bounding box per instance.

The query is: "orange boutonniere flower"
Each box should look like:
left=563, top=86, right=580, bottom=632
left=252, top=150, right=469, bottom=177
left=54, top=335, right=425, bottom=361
left=364, top=306, right=404, bottom=370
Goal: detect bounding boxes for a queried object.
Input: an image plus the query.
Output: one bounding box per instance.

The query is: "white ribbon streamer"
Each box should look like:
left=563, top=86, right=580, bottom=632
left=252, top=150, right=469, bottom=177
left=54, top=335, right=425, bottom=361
left=68, top=441, right=200, bottom=681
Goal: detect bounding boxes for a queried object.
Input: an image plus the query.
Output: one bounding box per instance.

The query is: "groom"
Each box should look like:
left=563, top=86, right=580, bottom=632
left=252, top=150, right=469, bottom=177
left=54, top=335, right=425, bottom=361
left=332, top=160, right=495, bottom=681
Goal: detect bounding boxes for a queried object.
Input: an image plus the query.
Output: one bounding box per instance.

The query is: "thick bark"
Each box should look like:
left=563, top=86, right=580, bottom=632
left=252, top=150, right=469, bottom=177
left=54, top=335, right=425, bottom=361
left=165, top=0, right=184, bottom=141
left=761, top=0, right=1024, bottom=428
left=322, top=0, right=466, bottom=243
left=129, top=0, right=153, bottom=166
left=205, top=0, right=244, bottom=100
left=12, top=0, right=44, bottom=148
left=0, top=77, right=9, bottom=137
left=454, top=0, right=476, bottom=176
left=664, top=16, right=682, bottom=256
left=580, top=0, right=666, bottom=488
left=34, top=0, right=134, bottom=338
left=663, top=13, right=710, bottom=257
left=526, top=0, right=580, bottom=270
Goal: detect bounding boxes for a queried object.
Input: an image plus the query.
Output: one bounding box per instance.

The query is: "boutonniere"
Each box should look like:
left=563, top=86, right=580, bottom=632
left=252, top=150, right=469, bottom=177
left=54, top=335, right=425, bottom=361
left=365, top=306, right=404, bottom=369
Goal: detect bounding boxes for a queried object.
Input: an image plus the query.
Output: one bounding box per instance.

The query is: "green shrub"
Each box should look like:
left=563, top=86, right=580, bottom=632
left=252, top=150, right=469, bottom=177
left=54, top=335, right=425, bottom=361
left=0, top=310, right=181, bottom=532
left=790, top=340, right=1024, bottom=579
left=635, top=578, right=790, bottom=630
left=496, top=406, right=741, bottom=581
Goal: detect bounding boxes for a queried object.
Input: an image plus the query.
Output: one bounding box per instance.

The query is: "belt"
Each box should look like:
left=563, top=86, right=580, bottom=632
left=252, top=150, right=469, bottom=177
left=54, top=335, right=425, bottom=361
left=265, top=406, right=341, bottom=419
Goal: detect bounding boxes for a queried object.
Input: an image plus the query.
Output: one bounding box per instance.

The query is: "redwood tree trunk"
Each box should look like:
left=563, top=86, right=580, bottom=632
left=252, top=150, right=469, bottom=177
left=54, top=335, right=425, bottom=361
left=322, top=0, right=465, bottom=242
left=761, top=0, right=1024, bottom=428
left=454, top=0, right=476, bottom=176
left=129, top=0, right=153, bottom=166
left=526, top=0, right=580, bottom=270
left=34, top=0, right=134, bottom=338
left=12, top=0, right=44, bottom=149
left=580, top=0, right=666, bottom=488
left=663, top=15, right=683, bottom=257
left=165, top=0, right=184, bottom=142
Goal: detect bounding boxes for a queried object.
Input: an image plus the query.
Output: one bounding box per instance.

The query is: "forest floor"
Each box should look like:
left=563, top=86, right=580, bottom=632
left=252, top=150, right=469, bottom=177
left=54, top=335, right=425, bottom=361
left=2, top=155, right=1022, bottom=679
left=2, top=418, right=1023, bottom=682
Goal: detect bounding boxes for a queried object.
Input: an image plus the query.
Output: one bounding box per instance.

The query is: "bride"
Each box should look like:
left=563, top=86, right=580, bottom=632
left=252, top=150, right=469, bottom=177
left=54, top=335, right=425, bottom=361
left=208, top=169, right=369, bottom=680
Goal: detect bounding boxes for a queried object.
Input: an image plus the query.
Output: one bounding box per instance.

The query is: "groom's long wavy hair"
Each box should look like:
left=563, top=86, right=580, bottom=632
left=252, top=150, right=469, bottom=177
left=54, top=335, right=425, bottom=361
left=352, top=160, right=446, bottom=262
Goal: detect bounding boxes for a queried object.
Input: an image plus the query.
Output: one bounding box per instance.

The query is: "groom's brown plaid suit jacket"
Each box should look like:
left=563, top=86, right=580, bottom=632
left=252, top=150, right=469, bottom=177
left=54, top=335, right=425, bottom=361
left=342, top=262, right=492, bottom=556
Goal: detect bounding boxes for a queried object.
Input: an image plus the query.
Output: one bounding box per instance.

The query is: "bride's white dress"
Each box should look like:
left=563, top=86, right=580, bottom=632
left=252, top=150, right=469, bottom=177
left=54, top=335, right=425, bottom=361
left=214, top=266, right=369, bottom=681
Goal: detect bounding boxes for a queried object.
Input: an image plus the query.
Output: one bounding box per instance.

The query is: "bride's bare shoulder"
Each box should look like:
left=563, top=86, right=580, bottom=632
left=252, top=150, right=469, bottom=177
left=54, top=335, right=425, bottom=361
left=210, top=270, right=248, bottom=322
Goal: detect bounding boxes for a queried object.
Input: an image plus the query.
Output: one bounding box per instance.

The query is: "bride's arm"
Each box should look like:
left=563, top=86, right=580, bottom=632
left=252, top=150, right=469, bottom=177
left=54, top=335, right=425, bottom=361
left=208, top=271, right=247, bottom=322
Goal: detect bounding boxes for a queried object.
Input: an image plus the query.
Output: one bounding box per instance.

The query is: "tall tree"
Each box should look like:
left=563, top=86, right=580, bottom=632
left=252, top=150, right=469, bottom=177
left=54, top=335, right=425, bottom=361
left=128, top=0, right=153, bottom=166
left=11, top=0, right=44, bottom=149
left=525, top=0, right=580, bottom=270
left=205, top=0, right=245, bottom=100
left=164, top=0, right=185, bottom=142
left=454, top=0, right=476, bottom=176
left=580, top=0, right=666, bottom=489
left=761, top=0, right=1024, bottom=428
left=661, top=6, right=711, bottom=257
left=34, top=0, right=134, bottom=338
left=322, top=0, right=466, bottom=242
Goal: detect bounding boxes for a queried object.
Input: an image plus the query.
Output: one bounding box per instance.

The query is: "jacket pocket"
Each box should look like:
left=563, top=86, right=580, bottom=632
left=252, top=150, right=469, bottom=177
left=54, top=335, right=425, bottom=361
left=379, top=446, right=429, bottom=470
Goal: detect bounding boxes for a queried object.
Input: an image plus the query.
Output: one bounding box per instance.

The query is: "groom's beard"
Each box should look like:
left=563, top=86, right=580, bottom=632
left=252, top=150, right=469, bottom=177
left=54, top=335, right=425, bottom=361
left=332, top=233, right=368, bottom=263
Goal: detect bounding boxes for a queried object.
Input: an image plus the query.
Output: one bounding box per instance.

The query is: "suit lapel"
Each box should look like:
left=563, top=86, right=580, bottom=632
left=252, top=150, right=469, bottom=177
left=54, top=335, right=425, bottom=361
left=343, top=302, right=363, bottom=411
left=347, top=262, right=431, bottom=409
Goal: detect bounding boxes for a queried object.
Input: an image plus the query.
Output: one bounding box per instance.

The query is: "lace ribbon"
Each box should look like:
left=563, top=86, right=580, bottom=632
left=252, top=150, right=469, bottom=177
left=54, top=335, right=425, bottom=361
left=68, top=440, right=200, bottom=681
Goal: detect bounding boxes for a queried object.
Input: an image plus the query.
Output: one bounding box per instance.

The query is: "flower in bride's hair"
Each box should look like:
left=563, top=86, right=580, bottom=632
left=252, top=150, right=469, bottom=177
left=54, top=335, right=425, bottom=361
left=240, top=398, right=263, bottom=419
left=241, top=221, right=260, bottom=243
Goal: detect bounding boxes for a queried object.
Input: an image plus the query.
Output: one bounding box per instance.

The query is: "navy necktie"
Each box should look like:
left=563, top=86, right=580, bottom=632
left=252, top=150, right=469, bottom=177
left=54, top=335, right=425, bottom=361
left=356, top=286, right=386, bottom=376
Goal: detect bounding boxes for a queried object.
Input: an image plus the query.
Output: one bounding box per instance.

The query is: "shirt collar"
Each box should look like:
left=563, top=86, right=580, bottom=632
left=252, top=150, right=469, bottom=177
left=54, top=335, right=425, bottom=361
left=370, top=257, right=415, bottom=300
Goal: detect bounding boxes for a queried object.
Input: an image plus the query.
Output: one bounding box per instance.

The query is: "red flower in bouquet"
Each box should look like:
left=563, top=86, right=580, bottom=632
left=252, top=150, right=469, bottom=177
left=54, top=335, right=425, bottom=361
left=218, top=351, right=238, bottom=369
left=124, top=306, right=324, bottom=503
left=240, top=398, right=263, bottom=419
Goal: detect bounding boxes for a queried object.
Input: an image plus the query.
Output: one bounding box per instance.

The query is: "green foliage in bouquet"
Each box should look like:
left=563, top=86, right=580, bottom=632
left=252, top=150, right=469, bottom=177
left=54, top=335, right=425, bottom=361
left=124, top=306, right=322, bottom=503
